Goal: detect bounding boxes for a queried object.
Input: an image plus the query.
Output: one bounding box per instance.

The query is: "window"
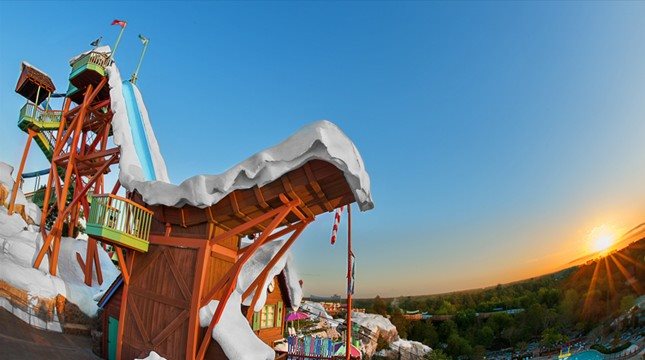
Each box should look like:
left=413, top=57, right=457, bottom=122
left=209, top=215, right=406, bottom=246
left=260, top=304, right=275, bottom=329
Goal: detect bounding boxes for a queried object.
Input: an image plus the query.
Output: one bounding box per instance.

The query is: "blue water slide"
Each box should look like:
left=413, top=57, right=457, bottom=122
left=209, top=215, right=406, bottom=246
left=121, top=80, right=157, bottom=181
left=22, top=169, right=50, bottom=178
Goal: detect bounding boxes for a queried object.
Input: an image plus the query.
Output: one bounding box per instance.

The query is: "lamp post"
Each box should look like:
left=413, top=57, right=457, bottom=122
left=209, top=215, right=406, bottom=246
left=131, top=34, right=149, bottom=84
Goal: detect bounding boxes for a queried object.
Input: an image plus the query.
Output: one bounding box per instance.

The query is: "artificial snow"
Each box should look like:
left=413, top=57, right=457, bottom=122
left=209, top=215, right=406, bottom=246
left=391, top=339, right=432, bottom=354
left=283, top=255, right=303, bottom=310
left=69, top=45, right=111, bottom=65
left=351, top=311, right=397, bottom=333
left=376, top=339, right=432, bottom=359
left=126, top=120, right=373, bottom=212
left=0, top=162, right=41, bottom=224
left=0, top=163, right=119, bottom=324
left=135, top=351, right=167, bottom=360
left=105, top=61, right=372, bottom=211
left=21, top=61, right=51, bottom=80
left=301, top=300, right=333, bottom=320
left=199, top=238, right=299, bottom=360
left=106, top=64, right=170, bottom=187
left=0, top=206, right=119, bottom=318
left=132, top=82, right=170, bottom=182
left=200, top=293, right=275, bottom=360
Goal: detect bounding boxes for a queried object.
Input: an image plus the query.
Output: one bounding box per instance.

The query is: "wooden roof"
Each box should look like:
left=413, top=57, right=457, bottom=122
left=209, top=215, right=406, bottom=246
left=137, top=159, right=355, bottom=236
left=15, top=63, right=56, bottom=104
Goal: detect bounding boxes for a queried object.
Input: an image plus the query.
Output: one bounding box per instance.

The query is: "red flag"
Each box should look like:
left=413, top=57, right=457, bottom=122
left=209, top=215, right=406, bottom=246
left=111, top=19, right=127, bottom=27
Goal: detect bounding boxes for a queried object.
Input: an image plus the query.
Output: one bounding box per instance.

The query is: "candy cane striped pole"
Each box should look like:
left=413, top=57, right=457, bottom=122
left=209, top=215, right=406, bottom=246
left=330, top=206, right=344, bottom=245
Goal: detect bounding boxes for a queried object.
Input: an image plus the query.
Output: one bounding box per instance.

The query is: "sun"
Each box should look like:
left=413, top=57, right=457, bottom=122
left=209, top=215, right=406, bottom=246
left=588, top=225, right=616, bottom=254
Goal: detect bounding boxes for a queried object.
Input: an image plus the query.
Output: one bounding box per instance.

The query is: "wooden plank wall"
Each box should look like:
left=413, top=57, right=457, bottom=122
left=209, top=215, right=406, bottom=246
left=252, top=278, right=287, bottom=346
left=120, top=244, right=199, bottom=360
left=202, top=226, right=239, bottom=302
left=102, top=286, right=122, bottom=359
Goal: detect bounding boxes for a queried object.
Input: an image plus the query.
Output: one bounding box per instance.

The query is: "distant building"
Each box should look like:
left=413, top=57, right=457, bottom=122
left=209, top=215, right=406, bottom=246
left=319, top=302, right=365, bottom=316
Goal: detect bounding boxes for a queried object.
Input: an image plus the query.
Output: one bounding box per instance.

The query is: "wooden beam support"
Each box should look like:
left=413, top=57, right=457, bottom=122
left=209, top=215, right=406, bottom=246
left=210, top=243, right=238, bottom=262
left=115, top=246, right=130, bottom=285
left=196, top=202, right=296, bottom=360
left=244, top=220, right=310, bottom=321
left=304, top=162, right=334, bottom=212
left=210, top=197, right=300, bottom=246
left=8, top=129, right=35, bottom=215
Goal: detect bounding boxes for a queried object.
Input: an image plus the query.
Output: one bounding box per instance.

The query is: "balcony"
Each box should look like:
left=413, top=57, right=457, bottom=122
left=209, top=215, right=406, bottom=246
left=69, top=51, right=112, bottom=95
left=86, top=194, right=153, bottom=253
left=18, top=102, right=62, bottom=132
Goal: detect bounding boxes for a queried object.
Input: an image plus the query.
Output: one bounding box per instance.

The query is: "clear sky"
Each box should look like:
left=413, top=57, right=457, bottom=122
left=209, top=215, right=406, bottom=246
left=1, top=1, right=645, bottom=298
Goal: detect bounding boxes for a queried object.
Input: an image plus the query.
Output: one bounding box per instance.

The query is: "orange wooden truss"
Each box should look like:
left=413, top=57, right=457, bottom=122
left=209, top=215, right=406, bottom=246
left=195, top=194, right=314, bottom=360
left=32, top=78, right=121, bottom=286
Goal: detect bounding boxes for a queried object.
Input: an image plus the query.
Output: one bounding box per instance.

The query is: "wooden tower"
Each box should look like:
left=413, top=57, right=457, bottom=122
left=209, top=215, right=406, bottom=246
left=11, top=49, right=148, bottom=288
left=31, top=48, right=120, bottom=285
left=114, top=160, right=357, bottom=360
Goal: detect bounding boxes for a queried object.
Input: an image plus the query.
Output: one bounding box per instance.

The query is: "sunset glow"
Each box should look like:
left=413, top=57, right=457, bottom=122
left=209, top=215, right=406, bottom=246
left=589, top=225, right=617, bottom=254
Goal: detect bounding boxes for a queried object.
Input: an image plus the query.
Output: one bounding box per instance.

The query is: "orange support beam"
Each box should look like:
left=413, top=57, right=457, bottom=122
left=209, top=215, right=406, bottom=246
left=244, top=220, right=310, bottom=322
left=8, top=129, right=35, bottom=215
left=345, top=204, right=353, bottom=360
left=33, top=75, right=118, bottom=284
left=196, top=200, right=300, bottom=360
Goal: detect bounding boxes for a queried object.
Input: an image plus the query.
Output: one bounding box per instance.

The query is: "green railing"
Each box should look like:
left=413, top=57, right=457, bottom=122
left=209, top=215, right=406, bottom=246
left=18, top=102, right=62, bottom=125
left=70, top=51, right=112, bottom=76
left=86, top=194, right=153, bottom=252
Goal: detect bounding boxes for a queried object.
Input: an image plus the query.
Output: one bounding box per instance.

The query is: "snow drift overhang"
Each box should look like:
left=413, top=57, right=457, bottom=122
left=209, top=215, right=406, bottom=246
left=124, top=120, right=373, bottom=215
left=121, top=119, right=373, bottom=234
left=104, top=57, right=372, bottom=221
left=134, top=158, right=361, bottom=236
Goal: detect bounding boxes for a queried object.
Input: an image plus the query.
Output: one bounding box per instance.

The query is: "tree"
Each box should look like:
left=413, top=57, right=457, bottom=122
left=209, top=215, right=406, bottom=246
left=620, top=295, right=635, bottom=313
left=522, top=303, right=546, bottom=336
left=540, top=327, right=567, bottom=348
left=446, top=333, right=472, bottom=358
left=454, top=309, right=477, bottom=330
left=486, top=312, right=512, bottom=334
left=558, top=289, right=579, bottom=326
left=372, top=296, right=388, bottom=316
left=472, top=345, right=486, bottom=360
left=436, top=300, right=457, bottom=315
left=538, top=287, right=561, bottom=309
left=425, top=349, right=451, bottom=360
left=437, top=320, right=458, bottom=343
left=409, top=321, right=439, bottom=348
left=475, top=326, right=494, bottom=348
left=390, top=312, right=410, bottom=339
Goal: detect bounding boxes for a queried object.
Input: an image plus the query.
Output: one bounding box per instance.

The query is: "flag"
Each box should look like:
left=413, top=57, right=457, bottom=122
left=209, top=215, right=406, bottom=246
left=347, top=252, right=355, bottom=295
left=90, top=36, right=102, bottom=47
left=138, top=34, right=149, bottom=45
left=111, top=19, right=127, bottom=28
left=330, top=206, right=344, bottom=245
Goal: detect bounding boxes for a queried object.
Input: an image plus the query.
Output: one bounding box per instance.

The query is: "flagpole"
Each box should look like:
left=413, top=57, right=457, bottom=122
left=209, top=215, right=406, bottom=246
left=346, top=203, right=353, bottom=360
left=131, top=37, right=149, bottom=84
left=109, top=23, right=127, bottom=62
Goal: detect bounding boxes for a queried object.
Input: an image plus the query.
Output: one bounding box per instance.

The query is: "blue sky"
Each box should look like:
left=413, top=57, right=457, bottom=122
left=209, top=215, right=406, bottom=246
left=1, top=1, right=645, bottom=297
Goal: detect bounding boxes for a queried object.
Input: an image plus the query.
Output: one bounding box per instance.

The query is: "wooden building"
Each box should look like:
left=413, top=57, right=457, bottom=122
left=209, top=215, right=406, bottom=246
left=98, top=275, right=125, bottom=360
left=248, top=272, right=295, bottom=347
left=99, top=271, right=294, bottom=359
left=87, top=159, right=359, bottom=360
left=13, top=47, right=368, bottom=360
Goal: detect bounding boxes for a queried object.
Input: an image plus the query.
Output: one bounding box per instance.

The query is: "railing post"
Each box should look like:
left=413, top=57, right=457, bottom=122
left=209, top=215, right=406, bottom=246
left=32, top=87, right=40, bottom=118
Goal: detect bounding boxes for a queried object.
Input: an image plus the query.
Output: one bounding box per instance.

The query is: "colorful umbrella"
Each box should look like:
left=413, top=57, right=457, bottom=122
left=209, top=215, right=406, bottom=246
left=333, top=343, right=362, bottom=358
left=286, top=311, right=309, bottom=321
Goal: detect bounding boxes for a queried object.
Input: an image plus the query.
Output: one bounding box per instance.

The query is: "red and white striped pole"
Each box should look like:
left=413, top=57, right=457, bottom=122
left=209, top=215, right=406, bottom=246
left=330, top=206, right=344, bottom=245
left=346, top=204, right=353, bottom=360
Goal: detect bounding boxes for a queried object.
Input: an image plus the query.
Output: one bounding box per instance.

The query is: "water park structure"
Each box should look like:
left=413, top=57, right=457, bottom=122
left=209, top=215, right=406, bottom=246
left=3, top=20, right=373, bottom=360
